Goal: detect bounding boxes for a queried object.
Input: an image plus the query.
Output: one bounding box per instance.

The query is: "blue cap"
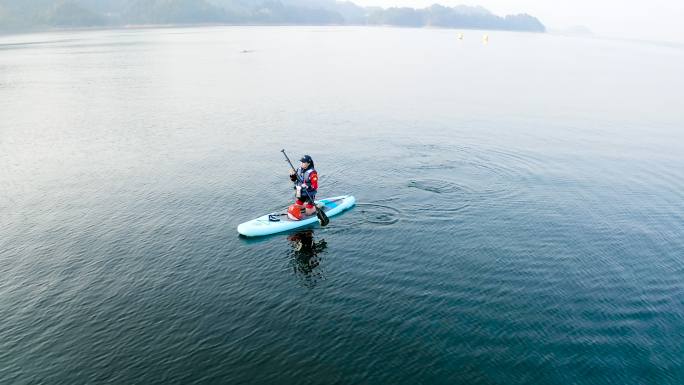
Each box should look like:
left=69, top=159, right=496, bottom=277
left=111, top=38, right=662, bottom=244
left=300, top=155, right=313, bottom=163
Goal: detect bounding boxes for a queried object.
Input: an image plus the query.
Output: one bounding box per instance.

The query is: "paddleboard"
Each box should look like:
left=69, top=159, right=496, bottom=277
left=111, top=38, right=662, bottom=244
left=237, top=195, right=356, bottom=237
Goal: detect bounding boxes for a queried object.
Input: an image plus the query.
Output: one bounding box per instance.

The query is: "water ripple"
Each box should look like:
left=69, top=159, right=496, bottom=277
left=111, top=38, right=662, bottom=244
left=351, top=203, right=402, bottom=225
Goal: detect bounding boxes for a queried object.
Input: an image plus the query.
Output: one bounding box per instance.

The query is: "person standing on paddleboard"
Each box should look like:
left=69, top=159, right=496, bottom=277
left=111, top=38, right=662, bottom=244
left=288, top=155, right=318, bottom=220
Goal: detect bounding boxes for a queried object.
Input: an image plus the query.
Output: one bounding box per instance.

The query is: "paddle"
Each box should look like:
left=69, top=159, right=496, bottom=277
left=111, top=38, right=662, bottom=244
left=281, top=149, right=330, bottom=227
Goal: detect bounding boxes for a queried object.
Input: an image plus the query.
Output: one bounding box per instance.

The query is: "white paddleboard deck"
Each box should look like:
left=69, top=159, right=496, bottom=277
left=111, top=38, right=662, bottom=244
left=237, top=195, right=356, bottom=237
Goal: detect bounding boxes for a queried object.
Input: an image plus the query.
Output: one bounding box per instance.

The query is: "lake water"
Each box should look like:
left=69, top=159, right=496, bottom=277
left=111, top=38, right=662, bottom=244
left=1, top=26, right=683, bottom=384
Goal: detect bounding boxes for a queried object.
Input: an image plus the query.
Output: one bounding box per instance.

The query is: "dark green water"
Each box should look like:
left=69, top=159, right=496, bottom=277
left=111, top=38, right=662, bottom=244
left=1, top=27, right=683, bottom=384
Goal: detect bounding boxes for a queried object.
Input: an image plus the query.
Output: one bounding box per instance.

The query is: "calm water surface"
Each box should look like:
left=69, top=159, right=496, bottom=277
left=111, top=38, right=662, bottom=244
left=1, top=26, right=683, bottom=384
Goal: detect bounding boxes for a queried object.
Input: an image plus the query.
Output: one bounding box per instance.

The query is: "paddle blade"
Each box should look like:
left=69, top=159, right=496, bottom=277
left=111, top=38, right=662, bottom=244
left=317, top=210, right=330, bottom=227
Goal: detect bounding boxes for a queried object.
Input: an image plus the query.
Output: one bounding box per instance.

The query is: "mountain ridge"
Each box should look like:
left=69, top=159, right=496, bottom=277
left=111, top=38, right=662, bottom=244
left=0, top=0, right=545, bottom=32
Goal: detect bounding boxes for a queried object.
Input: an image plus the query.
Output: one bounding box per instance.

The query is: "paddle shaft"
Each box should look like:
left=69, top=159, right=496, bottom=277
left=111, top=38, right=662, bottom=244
left=281, top=150, right=298, bottom=179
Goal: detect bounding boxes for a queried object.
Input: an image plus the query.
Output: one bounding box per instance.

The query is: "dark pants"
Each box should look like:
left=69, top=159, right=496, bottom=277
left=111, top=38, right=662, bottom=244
left=295, top=192, right=316, bottom=208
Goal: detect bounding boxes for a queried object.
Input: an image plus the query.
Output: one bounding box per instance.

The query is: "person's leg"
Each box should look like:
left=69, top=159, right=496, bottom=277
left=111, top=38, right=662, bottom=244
left=287, top=198, right=306, bottom=221
left=304, top=195, right=316, bottom=216
left=287, top=204, right=302, bottom=220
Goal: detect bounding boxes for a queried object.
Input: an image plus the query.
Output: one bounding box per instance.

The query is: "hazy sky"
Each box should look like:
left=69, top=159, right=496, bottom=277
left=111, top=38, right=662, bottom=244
left=352, top=0, right=684, bottom=42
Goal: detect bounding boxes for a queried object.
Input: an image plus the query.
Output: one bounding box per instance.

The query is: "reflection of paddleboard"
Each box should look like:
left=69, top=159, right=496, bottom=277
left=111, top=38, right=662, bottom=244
left=237, top=195, right=356, bottom=237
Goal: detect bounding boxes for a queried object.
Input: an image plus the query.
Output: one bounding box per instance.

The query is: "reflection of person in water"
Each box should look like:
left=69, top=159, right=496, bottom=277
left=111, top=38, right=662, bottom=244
left=288, top=230, right=327, bottom=286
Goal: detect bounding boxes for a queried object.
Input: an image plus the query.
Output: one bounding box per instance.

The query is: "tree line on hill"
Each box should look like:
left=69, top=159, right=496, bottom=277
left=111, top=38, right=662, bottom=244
left=0, top=0, right=545, bottom=32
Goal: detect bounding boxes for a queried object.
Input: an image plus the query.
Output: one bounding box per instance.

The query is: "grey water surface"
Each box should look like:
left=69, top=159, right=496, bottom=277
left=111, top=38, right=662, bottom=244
left=1, top=26, right=683, bottom=385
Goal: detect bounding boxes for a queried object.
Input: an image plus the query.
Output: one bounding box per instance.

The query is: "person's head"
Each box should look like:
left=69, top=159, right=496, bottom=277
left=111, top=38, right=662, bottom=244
left=300, top=155, right=313, bottom=169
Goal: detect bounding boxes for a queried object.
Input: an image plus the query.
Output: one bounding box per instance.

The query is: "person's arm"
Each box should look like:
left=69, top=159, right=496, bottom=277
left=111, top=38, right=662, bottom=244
left=290, top=168, right=298, bottom=182
left=309, top=171, right=318, bottom=190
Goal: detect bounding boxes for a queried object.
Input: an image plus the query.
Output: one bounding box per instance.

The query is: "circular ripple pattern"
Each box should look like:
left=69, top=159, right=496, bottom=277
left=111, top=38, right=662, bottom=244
left=407, top=179, right=468, bottom=194
left=398, top=140, right=549, bottom=204
left=354, top=203, right=402, bottom=225
left=405, top=179, right=472, bottom=218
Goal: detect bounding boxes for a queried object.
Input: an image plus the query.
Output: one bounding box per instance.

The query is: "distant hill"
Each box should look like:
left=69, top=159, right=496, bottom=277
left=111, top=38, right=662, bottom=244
left=0, top=0, right=545, bottom=32
left=368, top=5, right=544, bottom=31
